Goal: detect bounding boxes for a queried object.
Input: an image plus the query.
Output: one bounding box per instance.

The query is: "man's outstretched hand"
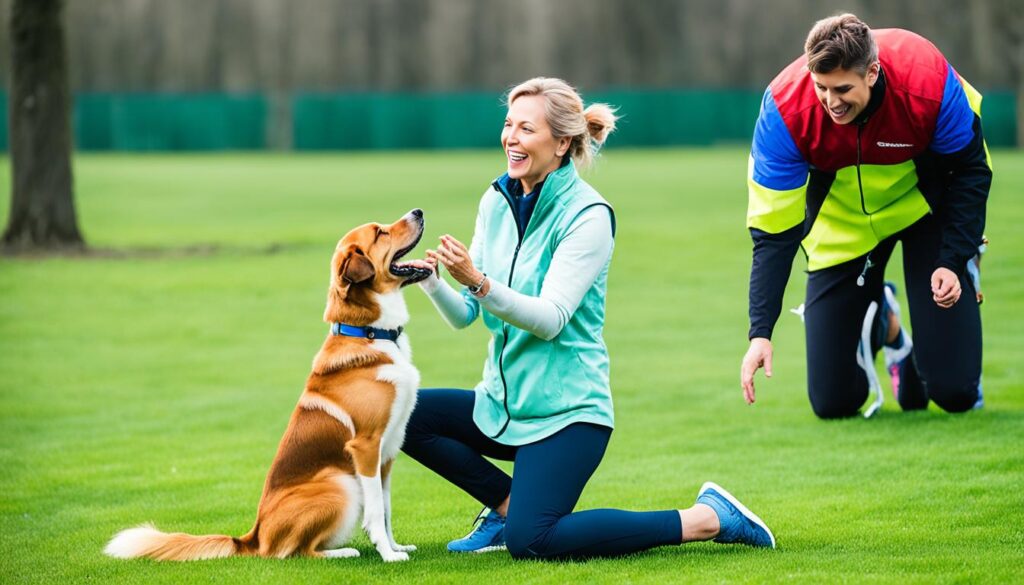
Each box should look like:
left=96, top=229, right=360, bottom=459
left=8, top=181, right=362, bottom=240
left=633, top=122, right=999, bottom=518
left=741, top=337, right=773, bottom=405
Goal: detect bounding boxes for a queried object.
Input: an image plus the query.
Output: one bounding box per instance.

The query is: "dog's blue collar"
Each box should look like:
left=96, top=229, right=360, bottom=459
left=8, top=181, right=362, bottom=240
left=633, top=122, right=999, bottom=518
left=330, top=322, right=403, bottom=342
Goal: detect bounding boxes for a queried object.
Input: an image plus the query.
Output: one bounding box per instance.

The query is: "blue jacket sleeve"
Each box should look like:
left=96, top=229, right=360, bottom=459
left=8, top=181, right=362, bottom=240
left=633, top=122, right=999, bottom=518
left=747, top=87, right=808, bottom=340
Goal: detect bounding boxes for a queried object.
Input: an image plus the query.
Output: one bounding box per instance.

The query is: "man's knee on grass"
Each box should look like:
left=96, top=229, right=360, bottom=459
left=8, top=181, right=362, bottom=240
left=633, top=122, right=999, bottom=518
left=927, top=379, right=980, bottom=413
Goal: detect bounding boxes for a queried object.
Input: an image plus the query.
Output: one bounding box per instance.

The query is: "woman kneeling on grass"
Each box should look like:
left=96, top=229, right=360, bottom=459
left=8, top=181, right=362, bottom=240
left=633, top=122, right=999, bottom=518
left=402, top=77, right=775, bottom=560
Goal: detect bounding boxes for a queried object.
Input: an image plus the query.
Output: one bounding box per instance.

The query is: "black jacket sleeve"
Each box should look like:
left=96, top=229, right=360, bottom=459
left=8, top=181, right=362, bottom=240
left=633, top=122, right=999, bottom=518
left=933, top=115, right=991, bottom=274
left=748, top=223, right=803, bottom=340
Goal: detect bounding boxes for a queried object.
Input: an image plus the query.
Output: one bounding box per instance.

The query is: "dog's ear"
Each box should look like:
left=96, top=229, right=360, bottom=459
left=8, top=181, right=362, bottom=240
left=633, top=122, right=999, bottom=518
left=325, top=244, right=376, bottom=323
left=341, top=248, right=375, bottom=285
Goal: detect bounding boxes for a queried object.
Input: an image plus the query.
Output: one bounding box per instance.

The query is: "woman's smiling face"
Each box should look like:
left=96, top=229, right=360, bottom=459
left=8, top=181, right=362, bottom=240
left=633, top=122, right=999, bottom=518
left=501, top=95, right=571, bottom=193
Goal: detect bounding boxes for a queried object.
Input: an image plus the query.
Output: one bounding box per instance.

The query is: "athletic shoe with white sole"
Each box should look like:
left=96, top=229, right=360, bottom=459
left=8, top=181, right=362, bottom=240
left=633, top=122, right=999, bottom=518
left=696, top=482, right=776, bottom=548
left=446, top=508, right=506, bottom=553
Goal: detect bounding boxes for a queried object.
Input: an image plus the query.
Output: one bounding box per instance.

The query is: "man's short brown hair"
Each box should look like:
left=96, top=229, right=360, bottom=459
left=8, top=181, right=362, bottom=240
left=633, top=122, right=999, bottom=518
left=804, top=14, right=878, bottom=75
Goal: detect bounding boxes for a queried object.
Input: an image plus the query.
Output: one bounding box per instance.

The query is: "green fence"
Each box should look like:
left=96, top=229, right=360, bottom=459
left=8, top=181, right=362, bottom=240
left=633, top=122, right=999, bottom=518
left=291, top=90, right=767, bottom=149
left=0, top=90, right=1018, bottom=152
left=293, top=92, right=503, bottom=150
left=980, top=91, right=1017, bottom=147
left=74, top=94, right=266, bottom=150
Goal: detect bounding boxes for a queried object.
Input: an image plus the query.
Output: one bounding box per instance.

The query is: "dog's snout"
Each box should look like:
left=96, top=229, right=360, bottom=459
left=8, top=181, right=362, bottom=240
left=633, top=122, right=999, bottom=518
left=410, top=209, right=423, bottom=219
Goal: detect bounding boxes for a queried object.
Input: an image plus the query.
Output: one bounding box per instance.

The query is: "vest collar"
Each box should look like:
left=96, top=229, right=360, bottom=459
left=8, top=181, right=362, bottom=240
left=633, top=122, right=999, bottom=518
left=494, top=159, right=578, bottom=211
left=330, top=322, right=403, bottom=342
left=854, top=66, right=887, bottom=126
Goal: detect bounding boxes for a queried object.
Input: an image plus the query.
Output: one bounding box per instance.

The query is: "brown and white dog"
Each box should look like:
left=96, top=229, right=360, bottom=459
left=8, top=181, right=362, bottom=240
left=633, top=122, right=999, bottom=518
left=105, top=209, right=433, bottom=562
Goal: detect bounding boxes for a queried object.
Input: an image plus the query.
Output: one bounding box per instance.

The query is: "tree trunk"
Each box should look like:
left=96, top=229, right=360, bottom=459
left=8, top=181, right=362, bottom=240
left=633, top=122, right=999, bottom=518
left=2, top=0, right=82, bottom=252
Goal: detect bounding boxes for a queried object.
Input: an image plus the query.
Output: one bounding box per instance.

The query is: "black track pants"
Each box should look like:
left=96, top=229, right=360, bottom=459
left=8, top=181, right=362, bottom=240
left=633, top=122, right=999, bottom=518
left=803, top=213, right=982, bottom=419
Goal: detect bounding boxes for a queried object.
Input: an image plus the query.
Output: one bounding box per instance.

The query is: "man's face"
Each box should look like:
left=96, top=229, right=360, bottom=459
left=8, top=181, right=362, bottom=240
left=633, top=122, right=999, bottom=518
left=810, top=63, right=879, bottom=125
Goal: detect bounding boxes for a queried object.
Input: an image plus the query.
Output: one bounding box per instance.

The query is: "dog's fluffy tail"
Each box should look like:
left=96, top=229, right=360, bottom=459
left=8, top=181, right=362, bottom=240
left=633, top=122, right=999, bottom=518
left=104, top=523, right=240, bottom=561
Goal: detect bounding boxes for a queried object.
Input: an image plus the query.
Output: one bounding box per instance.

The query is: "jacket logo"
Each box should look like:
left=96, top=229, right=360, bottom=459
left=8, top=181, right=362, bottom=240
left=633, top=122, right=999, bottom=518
left=877, top=141, right=915, bottom=148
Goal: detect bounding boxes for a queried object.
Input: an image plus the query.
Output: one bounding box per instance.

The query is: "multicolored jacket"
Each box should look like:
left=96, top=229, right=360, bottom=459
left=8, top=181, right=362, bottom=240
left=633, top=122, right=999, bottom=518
left=746, top=28, right=991, bottom=340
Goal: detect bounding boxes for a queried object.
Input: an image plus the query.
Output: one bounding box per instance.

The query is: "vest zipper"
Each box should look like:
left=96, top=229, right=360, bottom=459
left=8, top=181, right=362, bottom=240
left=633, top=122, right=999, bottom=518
left=855, top=117, right=877, bottom=286
left=856, top=121, right=869, bottom=215
left=489, top=180, right=526, bottom=439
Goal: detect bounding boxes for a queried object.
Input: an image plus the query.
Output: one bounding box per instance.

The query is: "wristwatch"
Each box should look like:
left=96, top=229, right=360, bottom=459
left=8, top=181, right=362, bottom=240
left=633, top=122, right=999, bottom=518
left=468, top=273, right=487, bottom=295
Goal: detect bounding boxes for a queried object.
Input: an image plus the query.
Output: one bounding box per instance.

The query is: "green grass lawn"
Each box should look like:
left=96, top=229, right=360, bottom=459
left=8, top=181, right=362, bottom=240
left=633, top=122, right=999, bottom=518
left=1, top=149, right=1022, bottom=584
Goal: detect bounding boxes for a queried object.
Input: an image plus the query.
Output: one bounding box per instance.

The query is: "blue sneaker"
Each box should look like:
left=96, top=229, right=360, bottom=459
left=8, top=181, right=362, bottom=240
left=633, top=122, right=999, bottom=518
left=696, top=482, right=775, bottom=548
left=446, top=508, right=506, bottom=553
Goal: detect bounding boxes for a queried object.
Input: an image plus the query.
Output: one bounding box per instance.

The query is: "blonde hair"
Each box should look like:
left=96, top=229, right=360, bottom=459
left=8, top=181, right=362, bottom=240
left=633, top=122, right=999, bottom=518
left=805, top=13, right=878, bottom=75
left=506, top=77, right=618, bottom=169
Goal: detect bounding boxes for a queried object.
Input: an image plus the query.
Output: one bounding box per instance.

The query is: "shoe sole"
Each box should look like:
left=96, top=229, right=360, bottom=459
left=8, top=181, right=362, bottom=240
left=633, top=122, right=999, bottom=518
left=447, top=544, right=507, bottom=554
left=699, top=481, right=776, bottom=548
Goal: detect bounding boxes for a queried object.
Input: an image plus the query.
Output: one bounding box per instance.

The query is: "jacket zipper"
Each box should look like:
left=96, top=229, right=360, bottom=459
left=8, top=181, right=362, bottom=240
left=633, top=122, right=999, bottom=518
left=489, top=180, right=525, bottom=439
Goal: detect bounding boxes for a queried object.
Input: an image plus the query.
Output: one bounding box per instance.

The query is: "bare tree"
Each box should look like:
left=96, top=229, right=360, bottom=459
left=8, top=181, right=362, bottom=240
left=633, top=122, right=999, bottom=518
left=3, top=0, right=82, bottom=252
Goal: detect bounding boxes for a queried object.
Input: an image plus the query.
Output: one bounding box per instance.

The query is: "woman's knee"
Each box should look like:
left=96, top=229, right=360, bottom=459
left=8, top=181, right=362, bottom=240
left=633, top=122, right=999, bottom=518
left=400, top=390, right=447, bottom=453
left=504, top=517, right=549, bottom=560
left=405, top=389, right=464, bottom=433
left=506, top=539, right=539, bottom=560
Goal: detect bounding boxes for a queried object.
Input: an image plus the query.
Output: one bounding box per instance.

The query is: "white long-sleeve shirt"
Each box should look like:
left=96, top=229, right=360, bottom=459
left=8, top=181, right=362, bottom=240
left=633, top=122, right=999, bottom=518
left=419, top=204, right=614, bottom=341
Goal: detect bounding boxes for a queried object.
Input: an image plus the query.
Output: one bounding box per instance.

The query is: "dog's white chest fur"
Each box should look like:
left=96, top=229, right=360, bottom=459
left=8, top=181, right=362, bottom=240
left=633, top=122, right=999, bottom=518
left=370, top=291, right=419, bottom=463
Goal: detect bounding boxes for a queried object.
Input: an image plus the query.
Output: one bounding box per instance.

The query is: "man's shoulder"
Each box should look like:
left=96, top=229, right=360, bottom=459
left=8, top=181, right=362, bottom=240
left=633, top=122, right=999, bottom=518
left=767, top=56, right=819, bottom=122
left=876, top=28, right=948, bottom=102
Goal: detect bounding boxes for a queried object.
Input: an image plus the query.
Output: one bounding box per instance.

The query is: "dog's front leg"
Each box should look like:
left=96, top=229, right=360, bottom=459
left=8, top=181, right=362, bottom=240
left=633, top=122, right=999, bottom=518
left=348, top=437, right=409, bottom=562
left=381, top=459, right=416, bottom=553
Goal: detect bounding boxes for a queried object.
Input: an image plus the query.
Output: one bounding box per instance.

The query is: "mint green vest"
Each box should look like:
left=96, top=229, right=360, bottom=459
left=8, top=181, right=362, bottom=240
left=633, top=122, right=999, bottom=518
left=470, top=161, right=616, bottom=445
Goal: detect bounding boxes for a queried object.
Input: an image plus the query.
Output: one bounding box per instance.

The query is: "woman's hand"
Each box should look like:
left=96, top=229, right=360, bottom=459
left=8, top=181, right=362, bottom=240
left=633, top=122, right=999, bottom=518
left=429, top=234, right=484, bottom=288
left=740, top=337, right=773, bottom=405
left=931, top=267, right=961, bottom=308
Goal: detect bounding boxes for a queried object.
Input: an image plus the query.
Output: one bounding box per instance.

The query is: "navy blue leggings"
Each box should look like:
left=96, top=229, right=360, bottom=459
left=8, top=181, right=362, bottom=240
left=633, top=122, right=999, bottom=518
left=401, top=389, right=682, bottom=560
